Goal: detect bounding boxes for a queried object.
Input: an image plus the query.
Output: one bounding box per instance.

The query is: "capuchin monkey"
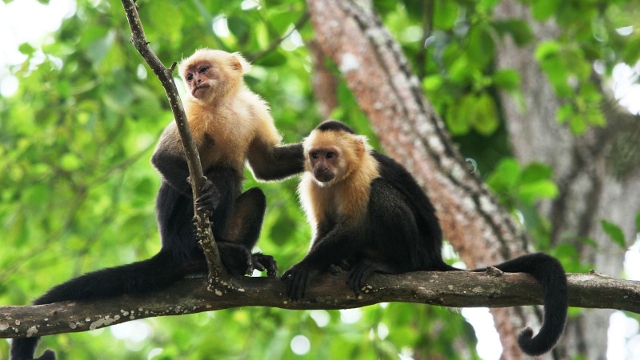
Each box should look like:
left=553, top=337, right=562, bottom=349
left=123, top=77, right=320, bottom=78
left=11, top=49, right=304, bottom=360
left=281, top=120, right=567, bottom=357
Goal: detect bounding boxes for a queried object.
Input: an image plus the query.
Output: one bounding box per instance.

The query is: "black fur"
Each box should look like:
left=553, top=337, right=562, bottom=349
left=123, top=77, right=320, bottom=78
left=12, top=144, right=303, bottom=360
left=249, top=143, right=305, bottom=181
left=282, top=121, right=567, bottom=357
left=315, top=121, right=356, bottom=134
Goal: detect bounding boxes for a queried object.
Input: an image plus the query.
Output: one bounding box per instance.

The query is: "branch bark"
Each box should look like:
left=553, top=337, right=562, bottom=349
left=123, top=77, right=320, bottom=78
left=120, top=0, right=227, bottom=285
left=1, top=272, right=638, bottom=339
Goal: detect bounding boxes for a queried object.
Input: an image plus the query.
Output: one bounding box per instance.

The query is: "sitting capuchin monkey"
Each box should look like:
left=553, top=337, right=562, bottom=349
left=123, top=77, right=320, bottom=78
left=282, top=120, right=568, bottom=357
left=11, top=49, right=304, bottom=360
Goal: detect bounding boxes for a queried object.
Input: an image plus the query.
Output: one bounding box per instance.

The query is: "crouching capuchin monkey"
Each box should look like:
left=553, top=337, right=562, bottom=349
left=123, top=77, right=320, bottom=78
left=12, top=49, right=304, bottom=360
left=281, top=121, right=567, bottom=357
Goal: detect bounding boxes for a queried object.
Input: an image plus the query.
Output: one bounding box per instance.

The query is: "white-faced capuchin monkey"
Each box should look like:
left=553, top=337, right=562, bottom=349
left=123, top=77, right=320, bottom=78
left=12, top=49, right=304, bottom=360
left=281, top=120, right=568, bottom=357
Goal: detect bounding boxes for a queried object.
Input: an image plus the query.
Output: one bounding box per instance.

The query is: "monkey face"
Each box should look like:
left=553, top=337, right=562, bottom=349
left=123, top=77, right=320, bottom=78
left=308, top=147, right=340, bottom=183
left=183, top=60, right=217, bottom=100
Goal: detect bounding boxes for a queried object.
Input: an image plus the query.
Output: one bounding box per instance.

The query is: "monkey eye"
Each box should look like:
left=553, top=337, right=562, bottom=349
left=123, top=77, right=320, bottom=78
left=310, top=152, right=319, bottom=159
left=199, top=66, right=209, bottom=74
left=186, top=73, right=194, bottom=82
left=326, top=152, right=335, bottom=159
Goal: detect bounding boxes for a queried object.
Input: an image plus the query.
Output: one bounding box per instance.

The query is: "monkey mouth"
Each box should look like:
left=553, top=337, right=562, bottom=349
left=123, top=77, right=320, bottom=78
left=192, top=84, right=211, bottom=97
left=313, top=173, right=335, bottom=183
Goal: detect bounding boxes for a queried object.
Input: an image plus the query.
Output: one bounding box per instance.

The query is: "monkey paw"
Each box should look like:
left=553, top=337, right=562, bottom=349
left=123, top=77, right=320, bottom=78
left=346, top=260, right=376, bottom=295
left=195, top=177, right=221, bottom=212
left=329, top=259, right=352, bottom=275
left=281, top=262, right=317, bottom=301
left=251, top=253, right=278, bottom=277
left=218, top=242, right=253, bottom=277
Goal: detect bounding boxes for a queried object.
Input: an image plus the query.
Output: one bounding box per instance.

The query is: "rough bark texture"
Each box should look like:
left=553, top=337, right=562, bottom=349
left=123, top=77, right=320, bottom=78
left=306, top=0, right=539, bottom=357
left=308, top=39, right=340, bottom=118
left=2, top=272, right=639, bottom=339
left=494, top=1, right=640, bottom=359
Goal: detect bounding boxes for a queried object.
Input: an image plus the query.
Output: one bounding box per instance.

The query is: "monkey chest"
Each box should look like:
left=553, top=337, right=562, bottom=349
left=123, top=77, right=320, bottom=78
left=196, top=130, right=250, bottom=170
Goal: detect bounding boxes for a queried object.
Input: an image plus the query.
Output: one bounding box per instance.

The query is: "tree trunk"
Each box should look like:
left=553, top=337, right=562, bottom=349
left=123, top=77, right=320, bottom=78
left=494, top=1, right=640, bottom=359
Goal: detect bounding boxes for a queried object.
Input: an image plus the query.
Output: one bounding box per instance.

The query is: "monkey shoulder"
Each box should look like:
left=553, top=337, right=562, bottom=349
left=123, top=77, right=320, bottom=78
left=240, top=90, right=281, bottom=144
left=367, top=178, right=411, bottom=216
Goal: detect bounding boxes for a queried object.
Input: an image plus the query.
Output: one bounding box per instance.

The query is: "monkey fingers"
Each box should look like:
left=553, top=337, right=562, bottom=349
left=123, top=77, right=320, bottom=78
left=328, top=259, right=352, bottom=275
left=281, top=263, right=313, bottom=301
left=251, top=253, right=278, bottom=277
left=346, top=260, right=377, bottom=295
left=195, top=177, right=221, bottom=212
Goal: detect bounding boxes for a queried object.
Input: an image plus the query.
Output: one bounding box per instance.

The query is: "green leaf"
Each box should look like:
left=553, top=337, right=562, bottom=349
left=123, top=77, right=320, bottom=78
left=518, top=180, right=558, bottom=204
left=623, top=37, right=640, bottom=64
left=148, top=1, right=183, bottom=44
left=60, top=153, right=83, bottom=171
left=600, top=220, right=627, bottom=249
left=422, top=75, right=444, bottom=92
left=487, top=158, right=520, bottom=190
left=268, top=11, right=299, bottom=34
left=253, top=51, right=287, bottom=67
left=535, top=41, right=562, bottom=61
left=531, top=0, right=560, bottom=21
left=472, top=93, right=499, bottom=136
left=445, top=95, right=476, bottom=135
left=636, top=213, right=640, bottom=233
left=18, top=43, right=36, bottom=55
left=493, top=69, right=520, bottom=91
left=467, top=25, right=495, bottom=67
left=433, top=0, right=458, bottom=30
left=557, top=103, right=573, bottom=124
left=493, top=19, right=534, bottom=46
left=568, top=114, right=588, bottom=135
left=520, top=163, right=554, bottom=184
left=227, top=16, right=250, bottom=40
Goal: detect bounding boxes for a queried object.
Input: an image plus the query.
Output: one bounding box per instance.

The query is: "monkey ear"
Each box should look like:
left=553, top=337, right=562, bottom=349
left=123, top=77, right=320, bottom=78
left=230, top=52, right=252, bottom=74
left=353, top=135, right=369, bottom=158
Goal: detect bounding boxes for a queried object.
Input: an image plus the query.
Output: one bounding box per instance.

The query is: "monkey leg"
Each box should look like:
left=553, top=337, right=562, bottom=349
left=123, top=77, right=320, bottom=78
left=220, top=187, right=277, bottom=276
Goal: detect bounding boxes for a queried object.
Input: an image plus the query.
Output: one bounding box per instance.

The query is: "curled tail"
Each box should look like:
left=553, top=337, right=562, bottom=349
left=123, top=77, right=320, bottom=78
left=487, top=253, right=568, bottom=356
left=11, top=251, right=203, bottom=360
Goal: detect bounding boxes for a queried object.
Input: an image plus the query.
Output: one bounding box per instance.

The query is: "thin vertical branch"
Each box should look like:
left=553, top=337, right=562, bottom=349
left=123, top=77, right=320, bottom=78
left=121, top=0, right=229, bottom=287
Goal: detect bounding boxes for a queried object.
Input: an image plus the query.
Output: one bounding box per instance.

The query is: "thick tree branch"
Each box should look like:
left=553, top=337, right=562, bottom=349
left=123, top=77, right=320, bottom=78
left=120, top=0, right=228, bottom=285
left=1, top=272, right=638, bottom=339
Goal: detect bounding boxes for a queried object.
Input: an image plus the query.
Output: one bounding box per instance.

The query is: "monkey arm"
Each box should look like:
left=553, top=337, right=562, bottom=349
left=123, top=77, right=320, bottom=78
left=247, top=142, right=305, bottom=181
left=151, top=149, right=193, bottom=196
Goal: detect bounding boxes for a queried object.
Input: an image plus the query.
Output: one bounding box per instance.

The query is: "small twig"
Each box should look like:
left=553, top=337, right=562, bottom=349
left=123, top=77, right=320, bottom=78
left=121, top=0, right=227, bottom=285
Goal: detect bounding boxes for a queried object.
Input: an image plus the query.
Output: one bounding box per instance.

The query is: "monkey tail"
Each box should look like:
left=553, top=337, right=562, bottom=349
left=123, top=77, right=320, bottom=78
left=10, top=251, right=204, bottom=360
left=483, top=253, right=568, bottom=356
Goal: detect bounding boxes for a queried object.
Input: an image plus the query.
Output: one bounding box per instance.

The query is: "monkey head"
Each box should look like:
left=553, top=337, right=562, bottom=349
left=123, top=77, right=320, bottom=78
left=178, top=49, right=251, bottom=103
left=303, top=121, right=370, bottom=186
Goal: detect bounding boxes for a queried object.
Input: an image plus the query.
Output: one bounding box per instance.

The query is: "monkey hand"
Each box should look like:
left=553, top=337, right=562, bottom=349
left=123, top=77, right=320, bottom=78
left=195, top=177, right=221, bottom=212
left=218, top=242, right=253, bottom=277
left=251, top=253, right=278, bottom=277
left=281, top=261, right=318, bottom=301
left=329, top=259, right=352, bottom=275
left=346, top=259, right=377, bottom=295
